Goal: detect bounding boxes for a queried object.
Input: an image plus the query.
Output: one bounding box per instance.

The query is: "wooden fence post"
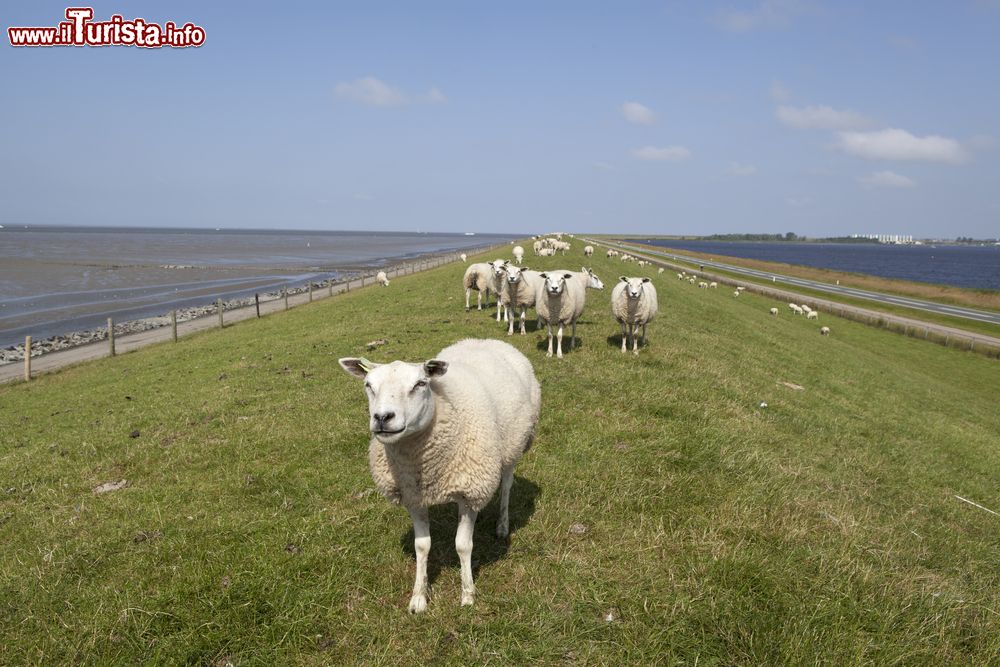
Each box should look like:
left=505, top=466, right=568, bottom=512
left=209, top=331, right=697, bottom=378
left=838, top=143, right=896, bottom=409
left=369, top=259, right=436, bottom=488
left=171, top=310, right=178, bottom=341
left=23, top=336, right=31, bottom=381
left=217, top=299, right=224, bottom=328
left=108, top=318, right=116, bottom=356
left=254, top=294, right=260, bottom=318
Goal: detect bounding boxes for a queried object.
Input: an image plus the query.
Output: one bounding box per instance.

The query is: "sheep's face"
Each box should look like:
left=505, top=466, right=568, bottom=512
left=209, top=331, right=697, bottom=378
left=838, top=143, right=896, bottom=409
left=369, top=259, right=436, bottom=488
left=338, top=358, right=449, bottom=445
left=619, top=276, right=650, bottom=299
left=506, top=266, right=528, bottom=284
left=582, top=268, right=604, bottom=290
left=489, top=260, right=508, bottom=278
left=539, top=272, right=572, bottom=295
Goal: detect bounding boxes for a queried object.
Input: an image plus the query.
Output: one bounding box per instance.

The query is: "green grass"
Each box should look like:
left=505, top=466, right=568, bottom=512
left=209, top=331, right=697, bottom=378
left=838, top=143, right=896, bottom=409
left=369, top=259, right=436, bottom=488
left=2, top=245, right=999, bottom=665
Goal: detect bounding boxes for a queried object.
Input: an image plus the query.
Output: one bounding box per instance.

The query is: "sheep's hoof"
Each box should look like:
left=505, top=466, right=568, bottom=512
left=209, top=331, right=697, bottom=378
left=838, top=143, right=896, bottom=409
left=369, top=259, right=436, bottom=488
left=461, top=590, right=476, bottom=607
left=408, top=594, right=428, bottom=614
left=546, top=352, right=553, bottom=358
left=557, top=352, right=564, bottom=359
left=506, top=331, right=513, bottom=336
left=496, top=522, right=509, bottom=538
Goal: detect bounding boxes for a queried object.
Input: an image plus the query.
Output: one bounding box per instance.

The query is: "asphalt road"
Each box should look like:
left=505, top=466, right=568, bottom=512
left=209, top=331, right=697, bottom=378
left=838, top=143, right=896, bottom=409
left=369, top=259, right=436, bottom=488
left=597, top=239, right=1000, bottom=327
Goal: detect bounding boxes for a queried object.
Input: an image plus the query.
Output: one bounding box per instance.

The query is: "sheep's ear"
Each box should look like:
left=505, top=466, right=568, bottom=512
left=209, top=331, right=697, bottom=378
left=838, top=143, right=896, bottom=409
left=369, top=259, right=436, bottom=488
left=539, top=272, right=548, bottom=279
left=642, top=277, right=651, bottom=283
left=339, top=357, right=377, bottom=379
left=619, top=276, right=628, bottom=283
left=423, top=359, right=449, bottom=377
left=563, top=273, right=573, bottom=280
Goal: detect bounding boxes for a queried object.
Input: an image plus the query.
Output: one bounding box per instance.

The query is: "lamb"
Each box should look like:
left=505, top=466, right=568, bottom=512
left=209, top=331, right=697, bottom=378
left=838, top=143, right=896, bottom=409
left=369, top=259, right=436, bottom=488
left=769, top=307, right=779, bottom=316
left=460, top=253, right=467, bottom=262
left=535, top=272, right=583, bottom=358
left=512, top=245, right=525, bottom=265
left=338, top=338, right=541, bottom=613
left=501, top=266, right=544, bottom=335
left=376, top=270, right=390, bottom=287
left=611, top=276, right=658, bottom=355
left=820, top=326, right=831, bottom=335
left=807, top=310, right=819, bottom=320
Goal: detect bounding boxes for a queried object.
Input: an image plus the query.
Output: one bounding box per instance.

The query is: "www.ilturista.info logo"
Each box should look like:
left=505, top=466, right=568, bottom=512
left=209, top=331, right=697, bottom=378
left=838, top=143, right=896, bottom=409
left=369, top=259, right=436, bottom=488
left=8, top=7, right=205, bottom=48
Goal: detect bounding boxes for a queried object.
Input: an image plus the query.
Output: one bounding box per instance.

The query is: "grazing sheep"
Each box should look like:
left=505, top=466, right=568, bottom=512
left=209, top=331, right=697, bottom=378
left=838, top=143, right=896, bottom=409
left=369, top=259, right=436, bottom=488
left=820, top=326, right=831, bottom=335
left=709, top=282, right=717, bottom=289
left=535, top=272, right=582, bottom=358
left=769, top=307, right=779, bottom=316
left=502, top=266, right=544, bottom=335
left=489, top=260, right=510, bottom=322
left=611, top=276, right=658, bottom=355
left=658, top=268, right=664, bottom=274
left=807, top=311, right=819, bottom=320
left=689, top=278, right=696, bottom=284
left=790, top=304, right=803, bottom=315
left=801, top=304, right=812, bottom=314
left=606, top=249, right=619, bottom=258
left=533, top=240, right=543, bottom=255
left=733, top=290, right=740, bottom=297
left=538, top=247, right=556, bottom=257
left=464, top=263, right=494, bottom=310
left=512, top=245, right=525, bottom=265
left=376, top=270, right=390, bottom=287
left=698, top=281, right=708, bottom=289
left=677, top=273, right=684, bottom=280
left=584, top=245, right=594, bottom=257
left=736, top=286, right=746, bottom=292
left=338, top=338, right=541, bottom=613
left=460, top=253, right=467, bottom=262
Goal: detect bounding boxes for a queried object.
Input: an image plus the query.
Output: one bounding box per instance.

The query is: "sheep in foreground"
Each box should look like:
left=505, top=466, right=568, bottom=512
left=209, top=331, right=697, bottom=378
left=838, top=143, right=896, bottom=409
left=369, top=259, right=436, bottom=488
left=535, top=272, right=583, bottom=358
left=512, top=245, right=525, bottom=265
left=339, top=339, right=541, bottom=613
left=376, top=271, right=390, bottom=287
left=611, top=276, right=658, bottom=355
left=807, top=310, right=819, bottom=320
left=460, top=253, right=467, bottom=262
left=463, top=263, right=495, bottom=311
left=584, top=245, right=594, bottom=257
left=820, top=326, right=831, bottom=335
left=770, top=307, right=779, bottom=316
left=502, top=266, right=544, bottom=335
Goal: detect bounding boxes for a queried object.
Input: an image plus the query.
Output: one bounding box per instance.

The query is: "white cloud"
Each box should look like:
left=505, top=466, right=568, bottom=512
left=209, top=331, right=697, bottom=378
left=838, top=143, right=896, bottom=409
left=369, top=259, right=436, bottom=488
left=727, top=162, right=758, bottom=176
left=621, top=101, right=656, bottom=125
left=859, top=171, right=916, bottom=189
left=836, top=128, right=968, bottom=163
left=632, top=146, right=691, bottom=161
left=334, top=77, right=446, bottom=107
left=713, top=0, right=814, bottom=32
left=776, top=105, right=872, bottom=130
left=770, top=80, right=791, bottom=102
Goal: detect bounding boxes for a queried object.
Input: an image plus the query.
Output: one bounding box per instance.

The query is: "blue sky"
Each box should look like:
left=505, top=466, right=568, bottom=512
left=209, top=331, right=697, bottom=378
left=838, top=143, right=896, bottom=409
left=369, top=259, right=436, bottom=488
left=2, top=1, right=999, bottom=237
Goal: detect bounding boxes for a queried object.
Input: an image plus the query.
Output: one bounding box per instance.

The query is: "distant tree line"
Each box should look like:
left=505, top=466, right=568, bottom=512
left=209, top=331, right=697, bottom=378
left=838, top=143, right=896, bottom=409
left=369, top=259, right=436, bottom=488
left=954, top=236, right=999, bottom=244
left=702, top=232, right=799, bottom=241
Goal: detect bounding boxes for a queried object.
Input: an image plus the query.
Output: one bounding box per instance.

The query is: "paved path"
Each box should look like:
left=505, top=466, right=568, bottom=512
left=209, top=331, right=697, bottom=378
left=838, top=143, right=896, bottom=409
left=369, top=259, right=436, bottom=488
left=601, top=239, right=1000, bottom=325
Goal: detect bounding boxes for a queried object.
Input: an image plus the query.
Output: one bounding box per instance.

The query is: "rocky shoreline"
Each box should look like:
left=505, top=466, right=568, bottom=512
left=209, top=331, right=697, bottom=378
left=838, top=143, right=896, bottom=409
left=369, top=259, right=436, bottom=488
left=0, top=280, right=330, bottom=365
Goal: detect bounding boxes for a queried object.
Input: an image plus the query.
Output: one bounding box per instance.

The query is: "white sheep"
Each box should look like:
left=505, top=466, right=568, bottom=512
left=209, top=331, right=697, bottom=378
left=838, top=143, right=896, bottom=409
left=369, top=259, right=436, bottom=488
left=376, top=270, right=390, bottom=287
left=463, top=263, right=495, bottom=311
left=658, top=268, right=664, bottom=274
left=512, top=245, right=525, bottom=265
left=709, top=282, right=717, bottom=289
left=533, top=240, right=543, bottom=255
left=611, top=276, right=658, bottom=355
left=820, top=326, right=831, bottom=335
left=460, top=253, right=467, bottom=262
left=538, top=247, right=556, bottom=257
left=338, top=338, right=541, bottom=613
left=489, top=260, right=510, bottom=322
left=676, top=273, right=684, bottom=280
left=790, top=304, right=803, bottom=314
left=733, top=290, right=740, bottom=297
left=769, top=307, right=779, bottom=316
left=584, top=245, right=594, bottom=257
left=736, top=286, right=746, bottom=292
left=807, top=310, right=819, bottom=320
left=501, top=266, right=544, bottom=335
left=535, top=272, right=582, bottom=358
left=801, top=304, right=812, bottom=314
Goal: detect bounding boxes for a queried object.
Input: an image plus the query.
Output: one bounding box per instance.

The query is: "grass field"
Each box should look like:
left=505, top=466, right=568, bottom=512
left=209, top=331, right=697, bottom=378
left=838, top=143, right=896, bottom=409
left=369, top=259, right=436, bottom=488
left=2, top=245, right=999, bottom=665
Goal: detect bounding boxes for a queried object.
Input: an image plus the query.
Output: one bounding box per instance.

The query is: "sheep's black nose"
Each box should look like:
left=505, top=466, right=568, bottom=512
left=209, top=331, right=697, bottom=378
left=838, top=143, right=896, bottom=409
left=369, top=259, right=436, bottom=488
left=373, top=411, right=395, bottom=425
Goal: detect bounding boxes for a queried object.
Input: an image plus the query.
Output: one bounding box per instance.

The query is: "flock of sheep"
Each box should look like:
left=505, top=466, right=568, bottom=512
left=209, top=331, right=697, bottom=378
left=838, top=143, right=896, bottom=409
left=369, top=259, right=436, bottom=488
left=462, top=236, right=660, bottom=358
left=339, top=236, right=831, bottom=614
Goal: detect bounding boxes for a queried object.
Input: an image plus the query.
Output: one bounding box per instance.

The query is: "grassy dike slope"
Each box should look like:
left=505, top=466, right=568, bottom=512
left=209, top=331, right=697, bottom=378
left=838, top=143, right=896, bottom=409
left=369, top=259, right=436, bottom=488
left=2, top=247, right=999, bottom=665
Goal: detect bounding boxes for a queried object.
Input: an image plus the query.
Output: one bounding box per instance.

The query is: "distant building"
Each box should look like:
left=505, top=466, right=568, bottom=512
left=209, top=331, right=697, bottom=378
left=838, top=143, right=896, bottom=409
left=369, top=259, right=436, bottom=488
left=850, top=233, right=915, bottom=244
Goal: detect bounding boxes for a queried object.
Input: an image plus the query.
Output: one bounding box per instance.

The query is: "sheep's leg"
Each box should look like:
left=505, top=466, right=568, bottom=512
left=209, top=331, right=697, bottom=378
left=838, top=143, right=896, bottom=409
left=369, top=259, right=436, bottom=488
left=456, top=500, right=478, bottom=606
left=546, top=323, right=554, bottom=358
left=570, top=320, right=577, bottom=350
left=506, top=305, right=514, bottom=335
left=496, top=467, right=514, bottom=538
left=642, top=323, right=648, bottom=347
left=633, top=326, right=640, bottom=355
left=465, top=288, right=471, bottom=311
left=407, top=507, right=431, bottom=614
left=556, top=323, right=564, bottom=359
left=476, top=289, right=483, bottom=311
left=519, top=306, right=527, bottom=335
left=620, top=322, right=628, bottom=353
